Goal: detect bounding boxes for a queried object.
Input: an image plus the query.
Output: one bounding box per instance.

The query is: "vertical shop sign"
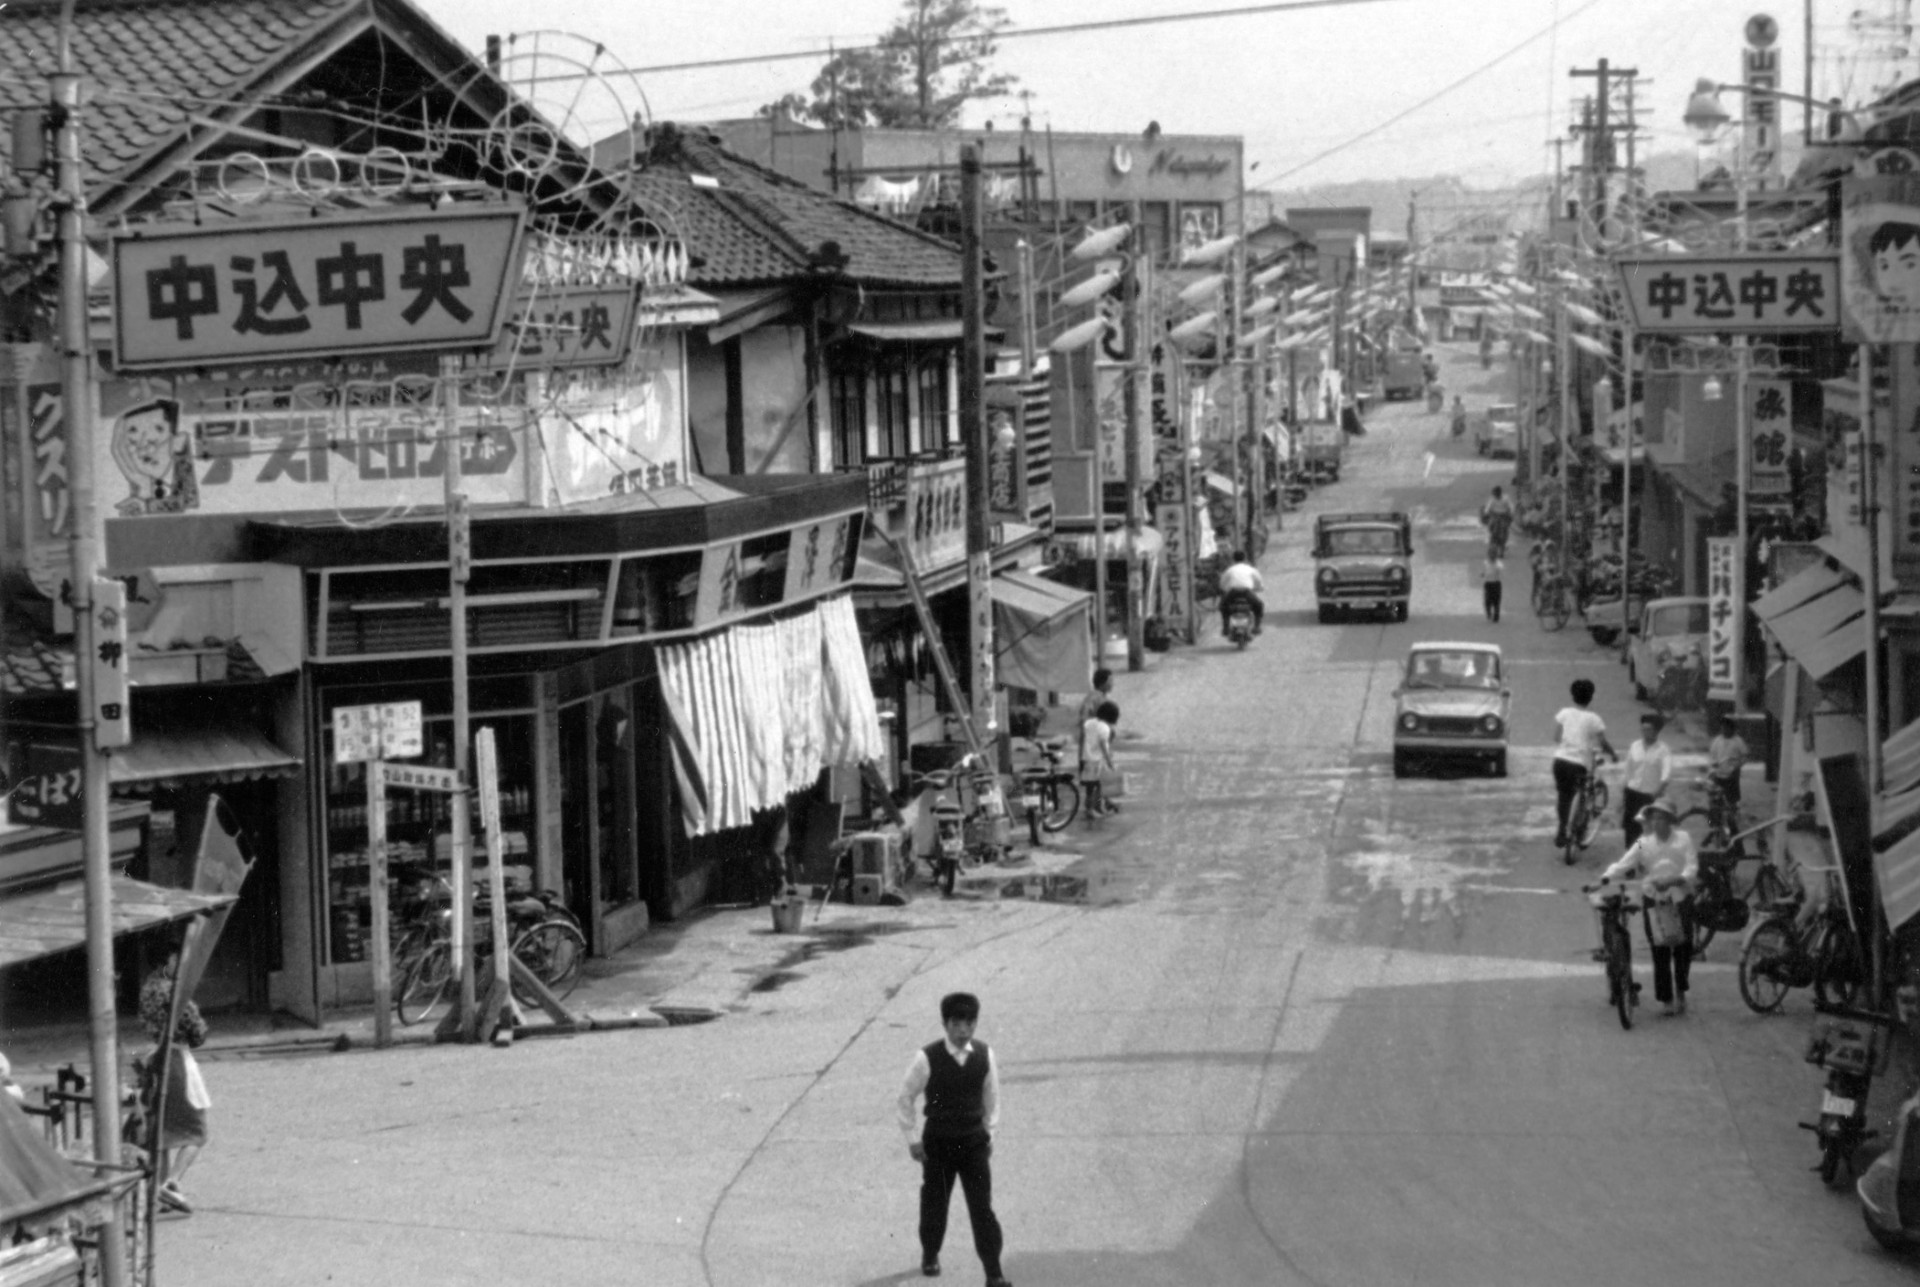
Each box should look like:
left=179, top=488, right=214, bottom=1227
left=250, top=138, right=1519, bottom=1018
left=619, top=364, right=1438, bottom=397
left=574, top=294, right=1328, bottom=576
left=1892, top=345, right=1920, bottom=588
left=1706, top=537, right=1741, bottom=704
left=986, top=385, right=1025, bottom=522
left=1746, top=378, right=1792, bottom=500
left=1744, top=14, right=1783, bottom=187
left=782, top=513, right=854, bottom=602
left=1155, top=499, right=1191, bottom=631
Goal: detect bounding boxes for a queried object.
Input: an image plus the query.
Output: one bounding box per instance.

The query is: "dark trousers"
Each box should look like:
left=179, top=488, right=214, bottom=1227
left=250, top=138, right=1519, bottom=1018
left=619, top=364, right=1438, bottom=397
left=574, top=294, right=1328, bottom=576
left=920, top=1130, right=1003, bottom=1276
left=1484, top=581, right=1502, bottom=621
left=1553, top=759, right=1587, bottom=843
left=1643, top=906, right=1693, bottom=1004
left=1621, top=787, right=1654, bottom=849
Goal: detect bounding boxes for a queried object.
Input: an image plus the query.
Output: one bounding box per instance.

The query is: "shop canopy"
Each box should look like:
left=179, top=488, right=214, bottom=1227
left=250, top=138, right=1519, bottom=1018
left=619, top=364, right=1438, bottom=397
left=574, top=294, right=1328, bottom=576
left=0, top=875, right=235, bottom=971
left=0, top=1089, right=119, bottom=1239
left=990, top=572, right=1094, bottom=695
left=1879, top=715, right=1920, bottom=846
left=1750, top=558, right=1864, bottom=681
left=110, top=721, right=301, bottom=791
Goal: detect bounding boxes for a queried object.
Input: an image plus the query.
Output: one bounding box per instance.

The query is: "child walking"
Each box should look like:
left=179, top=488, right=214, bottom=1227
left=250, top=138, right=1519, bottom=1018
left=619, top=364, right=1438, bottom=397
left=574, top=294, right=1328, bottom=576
left=1482, top=550, right=1504, bottom=622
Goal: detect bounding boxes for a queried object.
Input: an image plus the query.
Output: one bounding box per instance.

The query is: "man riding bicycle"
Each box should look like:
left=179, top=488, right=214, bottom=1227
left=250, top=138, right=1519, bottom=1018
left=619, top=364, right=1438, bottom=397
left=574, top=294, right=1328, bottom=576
left=1553, top=678, right=1617, bottom=851
left=1481, top=486, right=1514, bottom=559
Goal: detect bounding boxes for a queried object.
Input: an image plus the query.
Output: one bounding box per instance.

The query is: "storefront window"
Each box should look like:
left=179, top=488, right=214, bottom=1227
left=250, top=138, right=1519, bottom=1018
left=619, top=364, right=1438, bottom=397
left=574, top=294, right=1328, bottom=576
left=917, top=359, right=950, bottom=451
left=321, top=684, right=537, bottom=967
left=830, top=365, right=867, bottom=467
left=876, top=366, right=912, bottom=459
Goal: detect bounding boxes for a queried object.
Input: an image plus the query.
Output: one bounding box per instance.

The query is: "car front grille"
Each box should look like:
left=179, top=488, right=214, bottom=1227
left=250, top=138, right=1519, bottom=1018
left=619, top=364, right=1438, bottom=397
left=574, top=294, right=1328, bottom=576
left=1423, top=717, right=1486, bottom=737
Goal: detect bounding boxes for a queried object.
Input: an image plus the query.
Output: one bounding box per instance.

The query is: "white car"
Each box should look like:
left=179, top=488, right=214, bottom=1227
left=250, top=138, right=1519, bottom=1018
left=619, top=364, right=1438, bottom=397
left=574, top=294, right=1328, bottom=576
left=1392, top=641, right=1510, bottom=778
left=1628, top=597, right=1711, bottom=702
left=1476, top=404, right=1519, bottom=459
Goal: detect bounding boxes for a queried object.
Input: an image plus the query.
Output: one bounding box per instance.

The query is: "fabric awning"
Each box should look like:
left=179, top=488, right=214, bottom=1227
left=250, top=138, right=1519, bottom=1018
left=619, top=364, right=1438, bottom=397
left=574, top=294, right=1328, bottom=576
left=1879, top=825, right=1920, bottom=933
left=991, top=572, right=1094, bottom=694
left=0, top=1092, right=119, bottom=1236
left=0, top=875, right=236, bottom=971
left=1751, top=559, right=1865, bottom=680
left=110, top=723, right=300, bottom=791
left=1880, top=714, right=1920, bottom=840
left=656, top=595, right=884, bottom=837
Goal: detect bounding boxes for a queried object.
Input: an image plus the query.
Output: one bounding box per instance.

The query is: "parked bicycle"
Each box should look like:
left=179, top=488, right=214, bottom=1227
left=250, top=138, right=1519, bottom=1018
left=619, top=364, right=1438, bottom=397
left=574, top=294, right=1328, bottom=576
left=1533, top=565, right=1573, bottom=633
left=1738, top=865, right=1866, bottom=1014
left=1583, top=877, right=1644, bottom=1030
left=395, top=873, right=586, bottom=1024
left=1014, top=735, right=1080, bottom=840
left=1562, top=764, right=1611, bottom=865
left=1673, top=780, right=1792, bottom=955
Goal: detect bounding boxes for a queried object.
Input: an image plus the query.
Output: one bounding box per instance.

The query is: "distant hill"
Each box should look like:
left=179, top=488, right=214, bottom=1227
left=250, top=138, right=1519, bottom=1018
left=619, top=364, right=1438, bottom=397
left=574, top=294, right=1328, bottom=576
left=1258, top=176, right=1551, bottom=241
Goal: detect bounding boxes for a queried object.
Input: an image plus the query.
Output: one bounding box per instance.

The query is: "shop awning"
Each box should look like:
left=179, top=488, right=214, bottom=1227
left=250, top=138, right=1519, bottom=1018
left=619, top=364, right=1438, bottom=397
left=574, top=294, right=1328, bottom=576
left=1879, top=714, right=1920, bottom=840
left=1051, top=525, right=1167, bottom=563
left=1878, top=825, right=1920, bottom=932
left=1751, top=559, right=1865, bottom=680
left=991, top=572, right=1094, bottom=695
left=0, top=1092, right=119, bottom=1236
left=110, top=722, right=301, bottom=791
left=0, top=875, right=236, bottom=971
left=847, top=320, right=1004, bottom=344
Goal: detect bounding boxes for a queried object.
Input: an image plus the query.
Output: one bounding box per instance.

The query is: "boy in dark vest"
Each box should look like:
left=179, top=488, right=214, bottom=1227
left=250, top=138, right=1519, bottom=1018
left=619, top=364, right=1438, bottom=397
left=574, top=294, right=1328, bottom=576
left=897, top=991, right=1009, bottom=1284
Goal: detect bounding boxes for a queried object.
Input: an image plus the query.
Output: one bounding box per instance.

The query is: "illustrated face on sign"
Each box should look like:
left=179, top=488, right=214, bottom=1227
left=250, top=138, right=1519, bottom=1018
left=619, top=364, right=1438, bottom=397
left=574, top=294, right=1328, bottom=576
left=109, top=398, right=195, bottom=515
left=1871, top=221, right=1920, bottom=310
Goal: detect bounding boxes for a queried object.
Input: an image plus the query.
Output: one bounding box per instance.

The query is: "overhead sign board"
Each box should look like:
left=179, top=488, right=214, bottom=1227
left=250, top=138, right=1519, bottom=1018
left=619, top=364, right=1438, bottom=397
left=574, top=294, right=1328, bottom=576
left=112, top=205, right=526, bottom=370
left=1841, top=175, right=1920, bottom=343
left=380, top=762, right=462, bottom=793
left=1615, top=255, right=1840, bottom=333
left=485, top=284, right=638, bottom=371
left=332, top=701, right=424, bottom=765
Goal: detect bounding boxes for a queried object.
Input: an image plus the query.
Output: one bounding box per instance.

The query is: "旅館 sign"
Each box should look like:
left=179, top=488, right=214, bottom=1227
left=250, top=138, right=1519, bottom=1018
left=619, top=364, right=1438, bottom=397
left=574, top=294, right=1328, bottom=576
left=112, top=205, right=526, bottom=369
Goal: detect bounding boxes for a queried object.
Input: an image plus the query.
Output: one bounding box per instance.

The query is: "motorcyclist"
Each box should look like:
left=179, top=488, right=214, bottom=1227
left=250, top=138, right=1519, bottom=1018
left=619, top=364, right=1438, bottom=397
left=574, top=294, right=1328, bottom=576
left=1218, top=550, right=1266, bottom=637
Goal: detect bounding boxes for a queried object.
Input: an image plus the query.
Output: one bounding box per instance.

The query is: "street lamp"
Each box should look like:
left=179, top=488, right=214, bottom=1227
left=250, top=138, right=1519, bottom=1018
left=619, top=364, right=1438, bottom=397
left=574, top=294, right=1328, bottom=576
left=1683, top=79, right=1864, bottom=146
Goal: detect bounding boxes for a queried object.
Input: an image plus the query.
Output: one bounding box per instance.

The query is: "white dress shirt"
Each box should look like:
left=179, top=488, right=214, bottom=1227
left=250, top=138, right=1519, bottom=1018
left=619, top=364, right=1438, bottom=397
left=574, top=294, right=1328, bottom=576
left=898, top=1039, right=1001, bottom=1144
left=1602, top=827, right=1698, bottom=904
left=1622, top=737, right=1672, bottom=797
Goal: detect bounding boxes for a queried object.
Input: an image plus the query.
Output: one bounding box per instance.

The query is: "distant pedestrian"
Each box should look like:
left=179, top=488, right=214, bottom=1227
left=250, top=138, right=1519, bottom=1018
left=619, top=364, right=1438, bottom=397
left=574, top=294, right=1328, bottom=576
left=1077, top=669, right=1113, bottom=731
left=898, top=992, right=1010, bottom=1286
left=1482, top=552, right=1504, bottom=622
left=136, top=961, right=211, bottom=1215
left=1480, top=486, right=1514, bottom=557
left=1708, top=715, right=1749, bottom=813
left=1080, top=701, right=1119, bottom=820
left=1620, top=714, right=1671, bottom=850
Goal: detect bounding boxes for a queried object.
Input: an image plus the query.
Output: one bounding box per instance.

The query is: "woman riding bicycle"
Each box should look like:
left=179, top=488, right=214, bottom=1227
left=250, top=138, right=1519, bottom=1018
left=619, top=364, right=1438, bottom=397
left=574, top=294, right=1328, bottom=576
left=1552, top=679, right=1617, bottom=851
left=1597, top=799, right=1698, bottom=1016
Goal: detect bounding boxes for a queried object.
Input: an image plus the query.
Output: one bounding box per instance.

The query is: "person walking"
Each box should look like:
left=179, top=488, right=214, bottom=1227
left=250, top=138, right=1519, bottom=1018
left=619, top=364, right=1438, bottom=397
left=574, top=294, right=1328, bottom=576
left=1480, top=486, right=1514, bottom=557
left=897, top=992, right=1010, bottom=1285
left=1619, top=713, right=1672, bottom=850
left=1600, top=799, right=1698, bottom=1016
left=135, top=961, right=212, bottom=1214
left=1482, top=550, right=1504, bottom=622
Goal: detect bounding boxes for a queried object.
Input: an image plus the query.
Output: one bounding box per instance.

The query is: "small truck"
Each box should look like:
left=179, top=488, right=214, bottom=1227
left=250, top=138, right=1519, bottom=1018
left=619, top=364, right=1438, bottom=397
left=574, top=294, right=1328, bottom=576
left=1313, top=511, right=1414, bottom=623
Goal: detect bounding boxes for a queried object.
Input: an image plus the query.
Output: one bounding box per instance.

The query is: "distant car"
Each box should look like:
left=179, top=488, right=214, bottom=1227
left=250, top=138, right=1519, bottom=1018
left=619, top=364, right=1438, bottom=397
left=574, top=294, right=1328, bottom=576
left=1313, top=511, right=1412, bottom=623
left=1392, top=641, right=1510, bottom=778
left=1476, top=404, right=1519, bottom=459
left=1628, top=597, right=1711, bottom=702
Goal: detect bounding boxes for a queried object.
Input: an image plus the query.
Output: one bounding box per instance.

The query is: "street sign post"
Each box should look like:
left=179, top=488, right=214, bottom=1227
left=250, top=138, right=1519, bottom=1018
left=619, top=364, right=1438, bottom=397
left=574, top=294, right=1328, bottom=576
left=475, top=728, right=518, bottom=1045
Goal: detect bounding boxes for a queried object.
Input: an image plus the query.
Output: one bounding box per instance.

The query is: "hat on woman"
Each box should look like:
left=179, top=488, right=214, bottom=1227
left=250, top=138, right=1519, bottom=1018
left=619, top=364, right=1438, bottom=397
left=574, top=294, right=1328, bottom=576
left=1637, top=798, right=1678, bottom=824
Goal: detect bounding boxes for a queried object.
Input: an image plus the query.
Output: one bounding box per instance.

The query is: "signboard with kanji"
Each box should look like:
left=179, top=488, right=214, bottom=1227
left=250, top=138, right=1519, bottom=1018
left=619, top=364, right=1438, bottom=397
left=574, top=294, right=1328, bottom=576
left=332, top=701, right=424, bottom=765
left=6, top=744, right=83, bottom=831
left=1615, top=255, right=1840, bottom=333
left=1155, top=499, right=1193, bottom=633
left=781, top=513, right=855, bottom=603
left=91, top=578, right=131, bottom=750
left=1744, top=15, right=1785, bottom=188
left=1706, top=536, right=1741, bottom=704
left=112, top=206, right=526, bottom=369
left=1746, top=378, right=1793, bottom=500
left=380, top=762, right=462, bottom=793
left=1841, top=176, right=1920, bottom=343
left=486, top=284, right=637, bottom=371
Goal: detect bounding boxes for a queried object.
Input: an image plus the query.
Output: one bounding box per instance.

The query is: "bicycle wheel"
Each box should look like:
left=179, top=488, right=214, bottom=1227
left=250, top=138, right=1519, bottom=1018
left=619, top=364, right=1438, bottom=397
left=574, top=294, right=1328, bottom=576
left=1606, top=921, right=1635, bottom=1030
left=1039, top=778, right=1080, bottom=833
left=1538, top=582, right=1571, bottom=632
left=1738, top=919, right=1795, bottom=1014
left=511, top=917, right=586, bottom=1003
left=1812, top=921, right=1864, bottom=1009
left=396, top=940, right=452, bottom=1024
left=1577, top=787, right=1607, bottom=850
left=1563, top=793, right=1585, bottom=865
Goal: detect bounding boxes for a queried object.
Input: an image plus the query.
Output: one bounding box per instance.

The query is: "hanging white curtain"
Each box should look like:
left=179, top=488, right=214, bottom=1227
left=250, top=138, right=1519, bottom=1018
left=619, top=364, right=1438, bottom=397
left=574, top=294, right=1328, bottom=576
left=657, top=595, right=883, bottom=837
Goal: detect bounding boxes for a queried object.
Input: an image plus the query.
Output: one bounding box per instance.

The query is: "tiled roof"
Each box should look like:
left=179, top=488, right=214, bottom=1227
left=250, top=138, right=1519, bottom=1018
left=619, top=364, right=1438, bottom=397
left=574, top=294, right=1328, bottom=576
left=0, top=0, right=367, bottom=202
left=626, top=124, right=963, bottom=292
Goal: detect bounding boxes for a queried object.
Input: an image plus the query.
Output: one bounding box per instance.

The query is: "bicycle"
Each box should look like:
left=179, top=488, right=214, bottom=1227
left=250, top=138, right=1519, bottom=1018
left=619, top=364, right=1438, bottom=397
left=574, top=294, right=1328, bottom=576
left=396, top=882, right=586, bottom=1024
left=1738, top=865, right=1866, bottom=1014
left=1014, top=736, right=1080, bottom=839
left=1583, top=877, right=1644, bottom=1030
left=1561, top=761, right=1611, bottom=865
left=1533, top=567, right=1573, bottom=632
left=1674, top=780, right=1791, bottom=954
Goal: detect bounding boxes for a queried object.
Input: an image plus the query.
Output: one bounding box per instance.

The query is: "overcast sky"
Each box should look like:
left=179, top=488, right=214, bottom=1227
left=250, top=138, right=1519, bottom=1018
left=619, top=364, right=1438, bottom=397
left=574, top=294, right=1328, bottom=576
left=414, top=0, right=1909, bottom=192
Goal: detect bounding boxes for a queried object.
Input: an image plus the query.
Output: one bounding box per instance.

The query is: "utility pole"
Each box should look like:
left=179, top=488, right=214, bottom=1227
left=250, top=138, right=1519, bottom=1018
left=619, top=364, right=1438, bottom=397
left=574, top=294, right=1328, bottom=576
left=960, top=147, right=997, bottom=737
left=439, top=354, right=477, bottom=1042
left=1125, top=198, right=1146, bottom=672
left=1571, top=59, right=1638, bottom=245
left=52, top=16, right=130, bottom=1282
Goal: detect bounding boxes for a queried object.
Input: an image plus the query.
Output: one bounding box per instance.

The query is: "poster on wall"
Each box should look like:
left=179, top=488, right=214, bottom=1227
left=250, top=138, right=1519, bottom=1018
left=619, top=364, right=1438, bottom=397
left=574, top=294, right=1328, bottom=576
left=537, top=336, right=686, bottom=504
left=1841, top=175, right=1920, bottom=343
left=1706, top=536, right=1741, bottom=704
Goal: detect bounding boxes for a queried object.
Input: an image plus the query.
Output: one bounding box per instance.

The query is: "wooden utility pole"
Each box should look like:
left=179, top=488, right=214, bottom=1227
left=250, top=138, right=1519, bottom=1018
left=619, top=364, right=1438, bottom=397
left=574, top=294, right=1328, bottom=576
left=960, top=147, right=997, bottom=738
left=1125, top=199, right=1146, bottom=671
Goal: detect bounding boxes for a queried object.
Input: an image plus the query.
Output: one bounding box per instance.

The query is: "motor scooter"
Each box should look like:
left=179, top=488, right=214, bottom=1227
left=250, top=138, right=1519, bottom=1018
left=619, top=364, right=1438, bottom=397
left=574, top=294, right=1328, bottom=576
left=1802, top=1004, right=1895, bottom=1188
left=1222, top=589, right=1257, bottom=650
left=923, top=778, right=966, bottom=898
left=1861, top=1086, right=1920, bottom=1250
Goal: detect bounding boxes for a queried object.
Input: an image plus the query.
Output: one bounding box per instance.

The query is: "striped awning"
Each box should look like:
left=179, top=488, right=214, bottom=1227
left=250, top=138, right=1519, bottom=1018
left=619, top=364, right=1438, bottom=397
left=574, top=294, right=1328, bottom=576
left=1751, top=559, right=1865, bottom=680
left=656, top=595, right=884, bottom=837
left=1879, top=715, right=1920, bottom=841
left=110, top=722, right=301, bottom=791
left=1879, top=826, right=1920, bottom=933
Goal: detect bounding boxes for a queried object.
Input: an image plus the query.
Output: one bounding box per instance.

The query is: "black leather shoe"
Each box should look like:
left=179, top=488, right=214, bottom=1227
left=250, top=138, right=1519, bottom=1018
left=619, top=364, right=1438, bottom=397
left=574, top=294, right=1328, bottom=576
left=922, top=1257, right=940, bottom=1277
left=985, top=1279, right=1012, bottom=1287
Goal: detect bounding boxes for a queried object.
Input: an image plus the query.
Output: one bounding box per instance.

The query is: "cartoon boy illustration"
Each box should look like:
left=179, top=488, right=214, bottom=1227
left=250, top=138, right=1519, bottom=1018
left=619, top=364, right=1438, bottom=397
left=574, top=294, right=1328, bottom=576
left=1870, top=221, right=1920, bottom=311
left=110, top=398, right=197, bottom=516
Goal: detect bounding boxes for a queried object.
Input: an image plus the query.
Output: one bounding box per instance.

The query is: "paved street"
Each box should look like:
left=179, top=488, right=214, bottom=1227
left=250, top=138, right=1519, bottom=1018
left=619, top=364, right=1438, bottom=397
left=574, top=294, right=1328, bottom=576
left=151, top=343, right=1915, bottom=1286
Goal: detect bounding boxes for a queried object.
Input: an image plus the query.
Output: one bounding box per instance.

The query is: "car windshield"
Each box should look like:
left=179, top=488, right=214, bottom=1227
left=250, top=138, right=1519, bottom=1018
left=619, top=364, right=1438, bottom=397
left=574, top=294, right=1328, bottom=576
left=1649, top=603, right=1710, bottom=635
left=1405, top=650, right=1501, bottom=689
left=1326, top=528, right=1404, bottom=556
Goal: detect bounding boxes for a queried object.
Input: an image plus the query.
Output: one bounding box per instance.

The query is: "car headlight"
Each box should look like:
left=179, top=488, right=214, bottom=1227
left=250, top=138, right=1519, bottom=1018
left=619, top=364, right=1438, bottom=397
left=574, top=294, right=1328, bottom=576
left=1399, top=712, right=1421, bottom=731
left=1387, top=565, right=1408, bottom=582
left=1481, top=715, right=1504, bottom=735
left=1317, top=567, right=1337, bottom=583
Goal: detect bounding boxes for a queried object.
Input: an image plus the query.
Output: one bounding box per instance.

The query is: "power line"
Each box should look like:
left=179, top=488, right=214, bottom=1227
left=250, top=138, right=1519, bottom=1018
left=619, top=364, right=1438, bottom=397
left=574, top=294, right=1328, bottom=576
left=629, top=0, right=1409, bottom=76
left=1251, top=0, right=1606, bottom=190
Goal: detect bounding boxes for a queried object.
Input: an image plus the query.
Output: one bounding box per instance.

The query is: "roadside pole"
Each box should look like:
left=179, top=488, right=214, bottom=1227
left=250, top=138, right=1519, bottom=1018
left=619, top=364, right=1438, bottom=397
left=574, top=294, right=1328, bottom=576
left=1125, top=199, right=1146, bottom=672
left=960, top=147, right=996, bottom=741
left=441, top=353, right=476, bottom=1041
left=53, top=28, right=129, bottom=1282
left=476, top=728, right=517, bottom=1044
left=367, top=761, right=391, bottom=1048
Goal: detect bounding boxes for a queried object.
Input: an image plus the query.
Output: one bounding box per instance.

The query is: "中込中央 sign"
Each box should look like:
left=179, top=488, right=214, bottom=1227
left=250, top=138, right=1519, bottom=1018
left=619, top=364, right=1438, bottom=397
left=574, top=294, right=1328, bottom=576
left=112, top=205, right=526, bottom=369
left=1616, top=255, right=1840, bottom=333
left=485, top=284, right=638, bottom=371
